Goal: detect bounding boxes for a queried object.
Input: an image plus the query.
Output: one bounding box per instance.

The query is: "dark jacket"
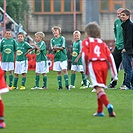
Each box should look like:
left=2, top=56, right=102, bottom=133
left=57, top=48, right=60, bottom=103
left=121, top=19, right=133, bottom=55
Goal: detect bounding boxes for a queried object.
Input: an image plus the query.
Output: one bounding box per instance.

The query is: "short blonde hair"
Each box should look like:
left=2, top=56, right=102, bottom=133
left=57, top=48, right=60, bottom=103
left=85, top=22, right=101, bottom=38
left=73, top=30, right=81, bottom=36
left=35, top=31, right=45, bottom=39
left=51, top=26, right=61, bottom=34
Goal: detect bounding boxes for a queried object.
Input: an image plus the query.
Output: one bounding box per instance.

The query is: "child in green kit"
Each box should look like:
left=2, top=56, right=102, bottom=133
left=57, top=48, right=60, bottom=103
left=31, top=32, right=49, bottom=90
left=11, top=32, right=39, bottom=90
left=69, top=30, right=88, bottom=89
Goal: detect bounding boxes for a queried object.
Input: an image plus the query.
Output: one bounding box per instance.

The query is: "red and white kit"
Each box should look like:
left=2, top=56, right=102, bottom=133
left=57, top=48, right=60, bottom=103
left=82, top=37, right=117, bottom=88
left=0, top=67, right=9, bottom=94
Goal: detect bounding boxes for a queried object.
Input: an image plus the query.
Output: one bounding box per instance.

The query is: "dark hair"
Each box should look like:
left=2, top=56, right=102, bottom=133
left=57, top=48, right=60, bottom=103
left=121, top=9, right=131, bottom=17
left=17, top=32, right=24, bottom=36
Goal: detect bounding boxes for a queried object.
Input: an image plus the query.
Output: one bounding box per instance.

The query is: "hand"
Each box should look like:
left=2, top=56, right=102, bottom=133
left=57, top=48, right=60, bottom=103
left=122, top=49, right=126, bottom=53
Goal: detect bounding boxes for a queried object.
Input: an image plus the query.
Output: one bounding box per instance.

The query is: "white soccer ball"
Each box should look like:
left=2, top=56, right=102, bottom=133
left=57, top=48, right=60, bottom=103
left=81, top=79, right=90, bottom=87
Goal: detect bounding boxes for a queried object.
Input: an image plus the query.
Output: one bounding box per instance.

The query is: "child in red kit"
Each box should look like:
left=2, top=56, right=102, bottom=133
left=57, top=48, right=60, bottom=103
left=0, top=67, right=9, bottom=128
left=82, top=22, right=118, bottom=117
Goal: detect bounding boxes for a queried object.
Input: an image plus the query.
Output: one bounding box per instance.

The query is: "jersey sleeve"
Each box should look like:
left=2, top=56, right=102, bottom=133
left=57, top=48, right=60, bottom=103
left=61, top=36, right=66, bottom=48
left=82, top=39, right=89, bottom=76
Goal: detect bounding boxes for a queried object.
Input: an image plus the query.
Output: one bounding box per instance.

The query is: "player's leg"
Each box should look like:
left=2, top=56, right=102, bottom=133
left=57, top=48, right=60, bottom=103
left=61, top=61, right=69, bottom=90
left=69, top=65, right=76, bottom=88
left=42, top=73, right=47, bottom=90
left=53, top=61, right=63, bottom=90
left=89, top=61, right=116, bottom=117
left=0, top=96, right=6, bottom=129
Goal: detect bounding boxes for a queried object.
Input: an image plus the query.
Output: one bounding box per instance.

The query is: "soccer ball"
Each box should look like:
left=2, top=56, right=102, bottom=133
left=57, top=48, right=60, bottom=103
left=81, top=79, right=90, bottom=87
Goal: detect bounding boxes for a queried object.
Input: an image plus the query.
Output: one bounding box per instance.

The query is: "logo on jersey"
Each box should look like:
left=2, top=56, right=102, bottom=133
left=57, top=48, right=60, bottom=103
left=17, top=50, right=23, bottom=56
left=4, top=48, right=11, bottom=54
left=36, top=50, right=40, bottom=55
left=72, top=52, right=77, bottom=57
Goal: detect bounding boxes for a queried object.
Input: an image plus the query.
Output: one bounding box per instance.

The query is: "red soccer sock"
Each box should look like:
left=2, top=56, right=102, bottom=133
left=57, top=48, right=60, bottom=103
left=98, top=91, right=109, bottom=107
left=0, top=100, right=4, bottom=122
left=97, top=98, right=103, bottom=113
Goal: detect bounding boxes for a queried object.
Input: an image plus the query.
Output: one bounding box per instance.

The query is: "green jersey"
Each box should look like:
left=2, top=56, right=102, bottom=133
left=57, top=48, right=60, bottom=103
left=36, top=41, right=47, bottom=62
left=16, top=41, right=32, bottom=61
left=114, top=19, right=124, bottom=50
left=50, top=36, right=67, bottom=62
left=0, top=38, right=17, bottom=62
left=72, top=40, right=82, bottom=65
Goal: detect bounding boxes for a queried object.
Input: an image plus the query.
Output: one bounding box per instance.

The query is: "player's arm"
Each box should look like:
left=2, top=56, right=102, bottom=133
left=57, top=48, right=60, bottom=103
left=74, top=41, right=82, bottom=63
left=25, top=48, right=35, bottom=55
left=30, top=42, right=40, bottom=51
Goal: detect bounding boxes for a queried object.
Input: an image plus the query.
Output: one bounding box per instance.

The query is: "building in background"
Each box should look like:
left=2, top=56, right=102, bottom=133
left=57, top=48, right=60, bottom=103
left=26, top=0, right=132, bottom=41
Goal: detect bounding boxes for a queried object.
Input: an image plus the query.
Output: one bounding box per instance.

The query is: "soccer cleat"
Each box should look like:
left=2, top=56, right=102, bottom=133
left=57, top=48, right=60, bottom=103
left=120, top=85, right=129, bottom=90
left=20, top=86, right=25, bottom=90
left=107, top=104, right=116, bottom=117
left=31, top=86, right=41, bottom=90
left=57, top=87, right=63, bottom=90
left=42, top=86, right=47, bottom=90
left=93, top=112, right=104, bottom=117
left=80, top=85, right=88, bottom=89
left=66, top=86, right=70, bottom=90
left=0, top=122, right=6, bottom=129
left=69, top=85, right=75, bottom=89
left=108, top=83, right=116, bottom=88
left=11, top=86, right=18, bottom=90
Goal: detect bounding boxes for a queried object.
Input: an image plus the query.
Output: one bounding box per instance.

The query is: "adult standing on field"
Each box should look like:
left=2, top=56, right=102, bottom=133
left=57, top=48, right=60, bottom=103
left=108, top=8, right=124, bottom=88
left=50, top=26, right=69, bottom=90
left=120, top=9, right=133, bottom=90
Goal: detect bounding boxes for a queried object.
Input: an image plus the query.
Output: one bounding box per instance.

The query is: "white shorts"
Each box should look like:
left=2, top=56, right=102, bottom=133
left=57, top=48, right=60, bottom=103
left=36, top=61, right=49, bottom=74
left=53, top=61, right=68, bottom=71
left=71, top=65, right=84, bottom=72
left=1, top=62, right=14, bottom=71
left=14, top=60, right=28, bottom=74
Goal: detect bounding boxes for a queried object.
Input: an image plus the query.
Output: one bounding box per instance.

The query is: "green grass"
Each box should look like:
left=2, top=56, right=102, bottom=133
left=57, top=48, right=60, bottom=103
left=1, top=70, right=133, bottom=133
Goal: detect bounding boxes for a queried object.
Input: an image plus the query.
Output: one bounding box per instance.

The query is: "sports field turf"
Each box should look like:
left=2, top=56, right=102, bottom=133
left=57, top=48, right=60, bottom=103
left=1, top=70, right=133, bottom=133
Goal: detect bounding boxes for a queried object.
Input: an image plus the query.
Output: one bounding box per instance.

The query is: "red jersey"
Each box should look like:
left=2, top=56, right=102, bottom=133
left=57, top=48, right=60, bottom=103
left=82, top=37, right=117, bottom=80
left=0, top=67, right=9, bottom=94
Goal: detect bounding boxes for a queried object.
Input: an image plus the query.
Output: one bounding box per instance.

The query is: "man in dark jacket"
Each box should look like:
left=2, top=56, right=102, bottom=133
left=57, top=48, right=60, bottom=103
left=120, top=9, right=133, bottom=90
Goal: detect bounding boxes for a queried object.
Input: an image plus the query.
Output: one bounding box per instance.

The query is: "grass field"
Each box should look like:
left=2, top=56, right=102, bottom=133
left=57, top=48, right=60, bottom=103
left=1, top=70, right=133, bottom=133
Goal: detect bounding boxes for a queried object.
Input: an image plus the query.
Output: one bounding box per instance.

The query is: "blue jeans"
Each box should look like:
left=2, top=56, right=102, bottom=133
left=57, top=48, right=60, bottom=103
left=122, top=52, right=132, bottom=89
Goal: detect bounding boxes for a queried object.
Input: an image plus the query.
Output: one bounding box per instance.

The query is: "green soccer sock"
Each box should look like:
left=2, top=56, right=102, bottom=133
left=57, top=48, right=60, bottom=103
left=9, top=75, right=13, bottom=87
left=14, top=77, right=18, bottom=87
left=71, top=74, right=76, bottom=86
left=64, top=74, right=69, bottom=87
left=57, top=76, right=62, bottom=87
left=35, top=75, right=40, bottom=87
left=22, top=77, right=26, bottom=86
left=43, top=76, right=47, bottom=87
left=82, top=74, right=87, bottom=86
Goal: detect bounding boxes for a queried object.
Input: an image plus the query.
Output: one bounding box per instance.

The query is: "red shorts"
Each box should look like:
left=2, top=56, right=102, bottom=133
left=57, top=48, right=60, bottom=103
left=88, top=61, right=108, bottom=88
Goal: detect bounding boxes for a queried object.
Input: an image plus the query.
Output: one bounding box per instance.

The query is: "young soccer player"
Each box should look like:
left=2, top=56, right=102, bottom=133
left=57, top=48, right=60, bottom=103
left=82, top=22, right=118, bottom=117
left=31, top=32, right=49, bottom=90
left=11, top=32, right=38, bottom=90
left=0, top=67, right=9, bottom=129
left=0, top=29, right=17, bottom=87
left=69, top=30, right=88, bottom=89
left=50, top=26, right=69, bottom=90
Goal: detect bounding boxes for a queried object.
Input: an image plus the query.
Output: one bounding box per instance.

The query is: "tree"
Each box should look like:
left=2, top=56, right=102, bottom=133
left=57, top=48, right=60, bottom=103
left=0, top=0, right=29, bottom=25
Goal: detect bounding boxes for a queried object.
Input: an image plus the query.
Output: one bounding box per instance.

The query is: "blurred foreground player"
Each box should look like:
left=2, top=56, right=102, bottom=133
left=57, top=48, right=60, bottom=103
left=0, top=67, right=9, bottom=128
